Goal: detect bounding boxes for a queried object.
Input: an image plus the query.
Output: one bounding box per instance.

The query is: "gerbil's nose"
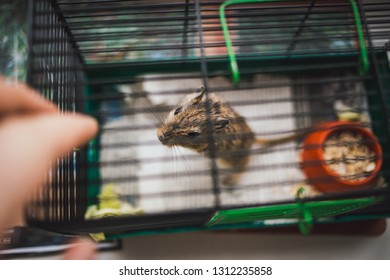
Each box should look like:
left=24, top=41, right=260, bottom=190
left=158, top=131, right=172, bottom=143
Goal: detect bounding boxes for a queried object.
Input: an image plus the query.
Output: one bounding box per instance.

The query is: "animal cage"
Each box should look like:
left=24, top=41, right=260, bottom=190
left=26, top=0, right=390, bottom=239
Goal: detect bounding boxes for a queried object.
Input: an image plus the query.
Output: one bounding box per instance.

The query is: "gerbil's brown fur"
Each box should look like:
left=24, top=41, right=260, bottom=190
left=157, top=87, right=303, bottom=186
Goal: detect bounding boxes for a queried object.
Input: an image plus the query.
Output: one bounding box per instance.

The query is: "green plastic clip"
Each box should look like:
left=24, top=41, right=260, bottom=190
left=219, top=0, right=370, bottom=85
left=298, top=203, right=313, bottom=235
left=296, top=187, right=313, bottom=235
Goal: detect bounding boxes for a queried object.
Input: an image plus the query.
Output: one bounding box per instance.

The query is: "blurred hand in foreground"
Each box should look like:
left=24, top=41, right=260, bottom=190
left=0, top=78, right=98, bottom=259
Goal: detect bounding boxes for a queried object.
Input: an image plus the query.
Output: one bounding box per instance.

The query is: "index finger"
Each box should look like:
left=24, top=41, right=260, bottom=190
left=0, top=78, right=57, bottom=114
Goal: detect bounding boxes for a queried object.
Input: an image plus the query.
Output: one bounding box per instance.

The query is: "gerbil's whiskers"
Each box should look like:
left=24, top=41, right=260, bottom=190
left=175, top=145, right=195, bottom=188
left=145, top=107, right=164, bottom=127
left=146, top=112, right=161, bottom=126
left=172, top=144, right=180, bottom=186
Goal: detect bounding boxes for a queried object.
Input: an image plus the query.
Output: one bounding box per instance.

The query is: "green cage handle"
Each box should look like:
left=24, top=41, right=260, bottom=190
left=219, top=0, right=370, bottom=85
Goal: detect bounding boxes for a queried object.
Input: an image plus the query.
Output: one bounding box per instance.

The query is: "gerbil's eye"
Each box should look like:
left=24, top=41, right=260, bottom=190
left=174, top=107, right=182, bottom=115
left=187, top=131, right=200, bottom=139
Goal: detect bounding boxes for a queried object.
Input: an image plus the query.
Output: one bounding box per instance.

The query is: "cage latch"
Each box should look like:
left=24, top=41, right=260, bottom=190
left=296, top=187, right=313, bottom=235
left=298, top=203, right=313, bottom=235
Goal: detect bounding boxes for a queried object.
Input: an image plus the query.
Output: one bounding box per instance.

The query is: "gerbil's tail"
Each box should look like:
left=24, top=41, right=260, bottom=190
left=255, top=128, right=310, bottom=147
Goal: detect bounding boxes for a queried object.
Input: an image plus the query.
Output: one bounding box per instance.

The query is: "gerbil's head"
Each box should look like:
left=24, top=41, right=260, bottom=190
left=157, top=87, right=230, bottom=152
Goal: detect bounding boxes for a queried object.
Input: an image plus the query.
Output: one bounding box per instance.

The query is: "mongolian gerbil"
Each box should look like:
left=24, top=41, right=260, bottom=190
left=157, top=86, right=304, bottom=186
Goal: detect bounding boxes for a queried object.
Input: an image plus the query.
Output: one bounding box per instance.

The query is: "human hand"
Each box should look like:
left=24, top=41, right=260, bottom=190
left=0, top=78, right=98, bottom=259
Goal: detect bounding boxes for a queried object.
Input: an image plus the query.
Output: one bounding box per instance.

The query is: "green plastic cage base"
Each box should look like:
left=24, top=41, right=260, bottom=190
left=100, top=196, right=382, bottom=240
left=207, top=197, right=380, bottom=234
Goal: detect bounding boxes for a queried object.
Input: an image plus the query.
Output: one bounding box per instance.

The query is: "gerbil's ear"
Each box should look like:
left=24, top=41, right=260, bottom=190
left=214, top=117, right=230, bottom=130
left=192, top=86, right=205, bottom=104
